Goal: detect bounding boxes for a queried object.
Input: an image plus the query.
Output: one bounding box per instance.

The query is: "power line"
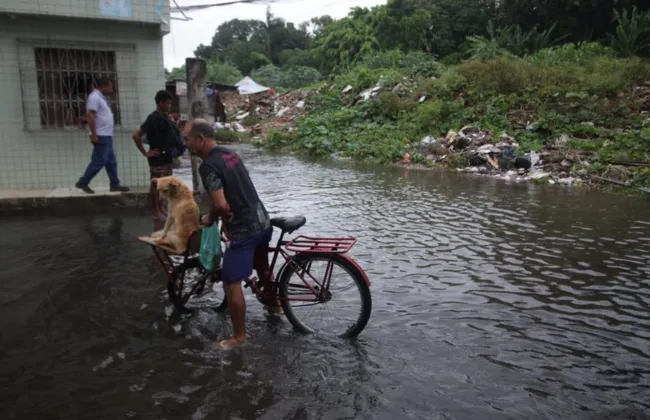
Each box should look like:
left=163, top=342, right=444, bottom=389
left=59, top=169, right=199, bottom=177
left=171, top=0, right=193, bottom=20
left=171, top=0, right=360, bottom=15
left=171, top=0, right=274, bottom=13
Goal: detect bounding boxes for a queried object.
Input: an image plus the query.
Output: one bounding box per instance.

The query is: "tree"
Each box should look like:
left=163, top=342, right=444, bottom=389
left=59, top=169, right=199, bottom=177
left=206, top=60, right=243, bottom=84
left=496, top=0, right=650, bottom=43
left=194, top=9, right=312, bottom=75
left=299, top=15, right=335, bottom=35
left=166, top=65, right=186, bottom=81
left=310, top=7, right=381, bottom=73
left=183, top=0, right=650, bottom=86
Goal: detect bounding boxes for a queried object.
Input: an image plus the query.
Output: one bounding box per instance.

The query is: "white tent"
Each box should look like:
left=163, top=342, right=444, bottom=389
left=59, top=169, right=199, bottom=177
left=235, top=76, right=270, bottom=95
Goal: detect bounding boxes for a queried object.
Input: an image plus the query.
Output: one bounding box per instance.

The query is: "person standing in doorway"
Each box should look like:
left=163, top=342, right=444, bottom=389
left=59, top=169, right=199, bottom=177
left=76, top=77, right=130, bottom=194
left=132, top=90, right=180, bottom=220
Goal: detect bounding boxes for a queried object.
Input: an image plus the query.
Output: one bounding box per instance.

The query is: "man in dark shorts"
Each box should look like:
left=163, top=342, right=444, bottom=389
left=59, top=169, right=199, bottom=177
left=132, top=90, right=180, bottom=220
left=183, top=118, right=275, bottom=350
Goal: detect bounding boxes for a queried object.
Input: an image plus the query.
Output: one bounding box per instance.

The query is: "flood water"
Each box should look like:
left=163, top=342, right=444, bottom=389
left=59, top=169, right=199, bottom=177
left=1, top=145, right=649, bottom=419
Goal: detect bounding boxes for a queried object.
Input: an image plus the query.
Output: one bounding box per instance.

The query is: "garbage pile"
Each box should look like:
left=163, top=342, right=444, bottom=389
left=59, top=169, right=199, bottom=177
left=221, top=90, right=313, bottom=124
left=412, top=125, right=598, bottom=185
left=214, top=121, right=246, bottom=133
left=339, top=75, right=423, bottom=106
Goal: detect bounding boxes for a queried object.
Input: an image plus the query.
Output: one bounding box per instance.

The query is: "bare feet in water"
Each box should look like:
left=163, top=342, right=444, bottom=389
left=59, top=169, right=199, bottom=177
left=216, top=337, right=247, bottom=350
left=264, top=301, right=283, bottom=315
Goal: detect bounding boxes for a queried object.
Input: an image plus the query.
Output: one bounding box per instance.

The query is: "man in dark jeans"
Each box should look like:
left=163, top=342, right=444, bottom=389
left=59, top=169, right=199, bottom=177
left=183, top=118, right=278, bottom=350
left=76, top=77, right=130, bottom=194
left=132, top=90, right=179, bottom=220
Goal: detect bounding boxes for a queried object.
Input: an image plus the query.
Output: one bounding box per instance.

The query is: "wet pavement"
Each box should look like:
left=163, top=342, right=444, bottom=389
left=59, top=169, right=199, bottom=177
left=1, top=145, right=649, bottom=419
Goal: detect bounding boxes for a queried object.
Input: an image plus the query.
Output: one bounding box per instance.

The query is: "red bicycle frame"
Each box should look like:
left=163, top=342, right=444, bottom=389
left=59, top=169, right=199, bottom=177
left=142, top=226, right=371, bottom=304
left=258, top=231, right=370, bottom=303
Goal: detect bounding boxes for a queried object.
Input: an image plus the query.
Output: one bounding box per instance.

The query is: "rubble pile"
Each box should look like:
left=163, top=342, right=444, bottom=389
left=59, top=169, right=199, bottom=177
left=220, top=91, right=245, bottom=116
left=220, top=90, right=313, bottom=122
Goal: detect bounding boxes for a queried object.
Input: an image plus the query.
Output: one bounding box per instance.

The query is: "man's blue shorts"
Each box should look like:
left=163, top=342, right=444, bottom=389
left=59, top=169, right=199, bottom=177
left=221, top=227, right=273, bottom=284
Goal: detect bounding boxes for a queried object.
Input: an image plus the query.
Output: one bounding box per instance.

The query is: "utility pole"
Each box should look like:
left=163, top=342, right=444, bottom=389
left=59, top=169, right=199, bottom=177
left=185, top=57, right=213, bottom=199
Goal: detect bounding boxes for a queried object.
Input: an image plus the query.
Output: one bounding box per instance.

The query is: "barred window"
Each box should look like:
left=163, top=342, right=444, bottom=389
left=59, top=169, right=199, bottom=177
left=34, top=48, right=121, bottom=129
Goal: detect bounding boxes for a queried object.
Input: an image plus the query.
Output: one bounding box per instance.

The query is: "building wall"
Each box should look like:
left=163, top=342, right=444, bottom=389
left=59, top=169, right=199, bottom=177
left=0, top=0, right=170, bottom=34
left=0, top=14, right=166, bottom=189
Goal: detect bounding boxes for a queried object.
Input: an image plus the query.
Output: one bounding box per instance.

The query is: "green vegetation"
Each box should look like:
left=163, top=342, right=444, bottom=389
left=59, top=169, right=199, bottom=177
left=167, top=1, right=650, bottom=189
left=214, top=130, right=244, bottom=143
left=267, top=49, right=650, bottom=167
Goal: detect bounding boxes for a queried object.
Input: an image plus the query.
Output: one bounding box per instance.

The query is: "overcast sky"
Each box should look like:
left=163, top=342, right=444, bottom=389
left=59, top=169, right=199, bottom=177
left=163, top=0, right=387, bottom=69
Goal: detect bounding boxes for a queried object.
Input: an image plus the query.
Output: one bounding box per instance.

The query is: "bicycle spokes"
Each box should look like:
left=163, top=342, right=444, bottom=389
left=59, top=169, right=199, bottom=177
left=292, top=258, right=334, bottom=301
left=281, top=256, right=367, bottom=336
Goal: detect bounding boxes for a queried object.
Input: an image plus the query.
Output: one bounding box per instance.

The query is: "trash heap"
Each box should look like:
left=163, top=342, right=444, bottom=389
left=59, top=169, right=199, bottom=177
left=220, top=90, right=313, bottom=124
left=412, top=125, right=596, bottom=186
left=214, top=121, right=246, bottom=133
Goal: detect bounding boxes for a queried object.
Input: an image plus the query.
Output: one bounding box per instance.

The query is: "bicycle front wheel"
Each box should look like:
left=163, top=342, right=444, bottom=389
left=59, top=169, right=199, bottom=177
left=278, top=253, right=371, bottom=338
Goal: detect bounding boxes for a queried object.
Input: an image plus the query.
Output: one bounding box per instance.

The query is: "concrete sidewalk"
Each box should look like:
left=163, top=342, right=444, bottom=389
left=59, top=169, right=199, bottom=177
left=0, top=187, right=150, bottom=214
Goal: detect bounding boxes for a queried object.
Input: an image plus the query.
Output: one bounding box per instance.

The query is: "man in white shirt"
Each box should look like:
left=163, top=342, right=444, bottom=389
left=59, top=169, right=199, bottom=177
left=75, top=77, right=130, bottom=194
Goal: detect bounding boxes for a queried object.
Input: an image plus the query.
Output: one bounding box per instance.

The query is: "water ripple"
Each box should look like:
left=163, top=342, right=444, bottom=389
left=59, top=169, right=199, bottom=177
left=1, top=145, right=649, bottom=419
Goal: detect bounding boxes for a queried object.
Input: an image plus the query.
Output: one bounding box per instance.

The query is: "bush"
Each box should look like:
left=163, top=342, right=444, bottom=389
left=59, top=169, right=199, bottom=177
left=281, top=66, right=323, bottom=89
left=241, top=116, right=261, bottom=127
left=415, top=99, right=467, bottom=135
left=598, top=128, right=650, bottom=162
left=401, top=52, right=443, bottom=76
left=214, top=130, right=241, bottom=143
left=251, top=65, right=323, bottom=90
left=333, top=66, right=405, bottom=94
left=206, top=60, right=242, bottom=85
left=349, top=123, right=406, bottom=162
left=366, top=92, right=416, bottom=120
left=277, top=48, right=317, bottom=68
left=334, top=66, right=378, bottom=92
left=456, top=57, right=532, bottom=94
left=452, top=54, right=650, bottom=97
left=359, top=50, right=442, bottom=76
left=528, top=42, right=616, bottom=65
left=418, top=68, right=468, bottom=99
left=439, top=52, right=465, bottom=66
left=266, top=129, right=297, bottom=150
left=251, top=65, right=284, bottom=87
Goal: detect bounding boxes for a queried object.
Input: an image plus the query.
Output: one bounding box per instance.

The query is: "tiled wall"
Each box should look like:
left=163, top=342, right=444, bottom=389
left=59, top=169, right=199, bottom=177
left=0, top=14, right=167, bottom=189
left=0, top=0, right=170, bottom=34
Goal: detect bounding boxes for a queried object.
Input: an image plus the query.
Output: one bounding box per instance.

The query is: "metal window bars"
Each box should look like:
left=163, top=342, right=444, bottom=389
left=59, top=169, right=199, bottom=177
left=34, top=47, right=121, bottom=129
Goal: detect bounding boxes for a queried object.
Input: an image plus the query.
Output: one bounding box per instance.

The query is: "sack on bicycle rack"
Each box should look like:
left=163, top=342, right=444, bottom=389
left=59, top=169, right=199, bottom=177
left=199, top=223, right=222, bottom=271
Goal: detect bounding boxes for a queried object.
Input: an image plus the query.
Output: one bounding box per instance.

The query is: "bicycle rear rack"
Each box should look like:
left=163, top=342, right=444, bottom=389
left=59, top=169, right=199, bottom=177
left=284, top=235, right=357, bottom=254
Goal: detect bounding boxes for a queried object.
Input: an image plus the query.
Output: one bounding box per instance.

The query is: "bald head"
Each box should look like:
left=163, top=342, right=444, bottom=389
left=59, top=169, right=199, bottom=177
left=187, top=118, right=215, bottom=139
left=183, top=118, right=217, bottom=158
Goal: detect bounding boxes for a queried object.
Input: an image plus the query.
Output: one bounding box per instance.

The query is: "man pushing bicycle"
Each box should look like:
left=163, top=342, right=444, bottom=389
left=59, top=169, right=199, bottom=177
left=183, top=118, right=279, bottom=350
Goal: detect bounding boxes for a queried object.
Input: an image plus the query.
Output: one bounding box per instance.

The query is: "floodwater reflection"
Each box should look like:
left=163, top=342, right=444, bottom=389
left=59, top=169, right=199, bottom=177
left=1, top=145, right=649, bottom=419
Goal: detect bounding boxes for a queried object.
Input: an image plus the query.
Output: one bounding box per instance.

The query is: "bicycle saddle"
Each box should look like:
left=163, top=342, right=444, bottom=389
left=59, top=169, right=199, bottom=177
left=270, top=216, right=307, bottom=233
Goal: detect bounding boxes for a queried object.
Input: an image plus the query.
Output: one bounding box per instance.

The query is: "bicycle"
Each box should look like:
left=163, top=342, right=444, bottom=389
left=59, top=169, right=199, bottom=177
left=138, top=215, right=372, bottom=338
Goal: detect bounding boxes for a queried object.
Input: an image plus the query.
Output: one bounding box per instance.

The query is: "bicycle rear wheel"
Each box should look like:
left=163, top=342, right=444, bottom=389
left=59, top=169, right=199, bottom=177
left=168, top=257, right=228, bottom=314
left=278, top=253, right=371, bottom=338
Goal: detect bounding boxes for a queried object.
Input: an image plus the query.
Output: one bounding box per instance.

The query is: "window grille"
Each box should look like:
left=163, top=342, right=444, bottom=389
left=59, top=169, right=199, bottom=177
left=34, top=48, right=121, bottom=129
